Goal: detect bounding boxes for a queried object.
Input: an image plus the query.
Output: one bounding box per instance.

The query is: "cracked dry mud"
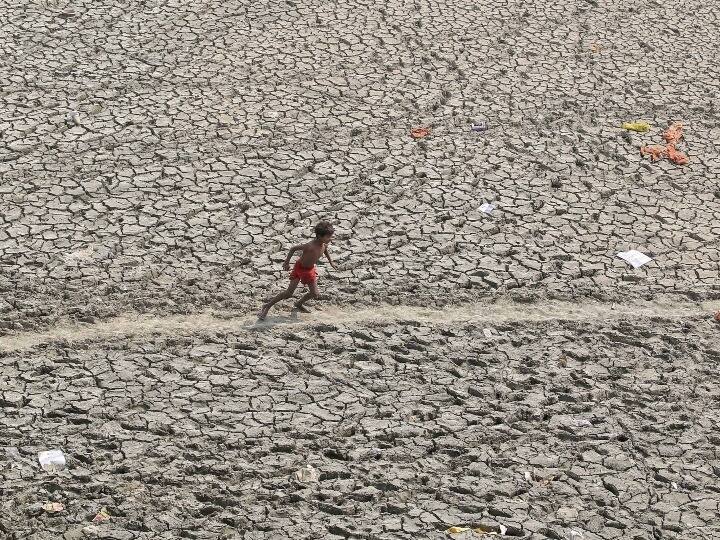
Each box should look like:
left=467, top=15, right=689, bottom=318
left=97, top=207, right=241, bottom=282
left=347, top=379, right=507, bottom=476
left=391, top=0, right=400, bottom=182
left=1, top=0, right=719, bottom=538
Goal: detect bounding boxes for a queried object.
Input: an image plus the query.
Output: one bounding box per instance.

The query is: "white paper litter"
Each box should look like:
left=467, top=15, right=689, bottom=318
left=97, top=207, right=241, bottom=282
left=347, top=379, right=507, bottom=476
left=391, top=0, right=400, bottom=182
left=38, top=449, right=66, bottom=472
left=499, top=525, right=507, bottom=536
left=483, top=328, right=495, bottom=338
left=66, top=111, right=81, bottom=126
left=479, top=203, right=496, bottom=214
left=293, top=464, right=319, bottom=483
left=617, top=250, right=652, bottom=269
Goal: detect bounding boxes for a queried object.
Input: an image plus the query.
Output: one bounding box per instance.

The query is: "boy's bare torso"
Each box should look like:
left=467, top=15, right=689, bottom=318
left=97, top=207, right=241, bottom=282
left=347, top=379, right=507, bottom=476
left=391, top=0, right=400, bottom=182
left=295, top=239, right=328, bottom=268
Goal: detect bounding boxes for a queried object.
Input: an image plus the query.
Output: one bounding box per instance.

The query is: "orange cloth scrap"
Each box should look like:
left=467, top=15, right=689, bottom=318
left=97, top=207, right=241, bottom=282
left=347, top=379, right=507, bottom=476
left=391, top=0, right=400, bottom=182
left=410, top=127, right=430, bottom=139
left=640, top=122, right=689, bottom=165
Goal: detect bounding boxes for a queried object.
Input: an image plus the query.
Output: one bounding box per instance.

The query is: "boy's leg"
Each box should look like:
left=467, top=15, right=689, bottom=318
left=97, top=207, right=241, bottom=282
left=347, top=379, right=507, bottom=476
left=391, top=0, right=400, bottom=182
left=294, top=281, right=319, bottom=313
left=258, top=280, right=300, bottom=320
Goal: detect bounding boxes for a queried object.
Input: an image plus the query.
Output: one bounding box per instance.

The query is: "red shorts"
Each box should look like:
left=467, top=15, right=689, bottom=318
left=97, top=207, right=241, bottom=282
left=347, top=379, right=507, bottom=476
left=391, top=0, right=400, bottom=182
left=290, top=260, right=317, bottom=285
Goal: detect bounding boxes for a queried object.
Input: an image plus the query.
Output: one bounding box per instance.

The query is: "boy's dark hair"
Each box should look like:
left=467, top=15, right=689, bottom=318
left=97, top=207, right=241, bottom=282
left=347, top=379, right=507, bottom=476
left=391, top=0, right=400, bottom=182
left=314, top=221, right=334, bottom=238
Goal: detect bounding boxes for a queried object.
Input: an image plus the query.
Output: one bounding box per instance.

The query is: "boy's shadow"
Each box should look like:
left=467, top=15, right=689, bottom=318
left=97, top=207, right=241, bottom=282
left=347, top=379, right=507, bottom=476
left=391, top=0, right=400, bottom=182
left=243, top=309, right=303, bottom=330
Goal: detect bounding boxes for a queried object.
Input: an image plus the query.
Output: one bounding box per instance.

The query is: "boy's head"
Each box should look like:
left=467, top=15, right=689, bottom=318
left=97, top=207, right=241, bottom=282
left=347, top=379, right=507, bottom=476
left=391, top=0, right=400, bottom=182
left=314, top=221, right=334, bottom=241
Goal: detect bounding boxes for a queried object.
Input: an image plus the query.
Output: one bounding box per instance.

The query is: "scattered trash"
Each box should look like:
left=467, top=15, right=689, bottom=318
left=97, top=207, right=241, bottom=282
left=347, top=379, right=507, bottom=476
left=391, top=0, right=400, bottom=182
left=66, top=111, right=81, bottom=126
left=664, top=122, right=683, bottom=144
left=482, top=328, right=495, bottom=339
left=446, top=526, right=470, bottom=534
left=43, top=502, right=65, bottom=513
left=617, top=250, right=652, bottom=269
left=293, top=464, right=319, bottom=483
left=565, top=529, right=585, bottom=540
left=539, top=474, right=558, bottom=486
left=524, top=471, right=533, bottom=482
left=665, top=144, right=688, bottom=165
left=38, top=449, right=66, bottom=472
left=622, top=121, right=650, bottom=132
left=640, top=122, right=688, bottom=165
left=411, top=127, right=431, bottom=139
left=714, top=311, right=720, bottom=323
left=479, top=203, right=496, bottom=214
left=472, top=524, right=507, bottom=536
left=471, top=121, right=487, bottom=132
left=93, top=507, right=111, bottom=523
left=590, top=43, right=603, bottom=53
left=671, top=481, right=678, bottom=490
left=641, top=144, right=665, bottom=161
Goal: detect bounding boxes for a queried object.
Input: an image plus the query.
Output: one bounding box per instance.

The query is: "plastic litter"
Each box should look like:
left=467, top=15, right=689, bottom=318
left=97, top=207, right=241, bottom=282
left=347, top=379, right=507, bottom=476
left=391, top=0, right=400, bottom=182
left=471, top=121, right=487, bottom=132
left=617, top=250, right=652, bottom=269
left=293, top=464, right=319, bottom=483
left=473, top=524, right=507, bottom=536
left=640, top=122, right=688, bottom=165
left=640, top=144, right=665, bottom=161
left=565, top=529, right=585, bottom=540
left=446, top=526, right=470, bottom=534
left=622, top=121, right=650, bottom=132
left=479, top=203, right=496, bottom=214
left=93, top=507, right=111, bottom=523
left=43, top=502, right=65, bottom=513
left=38, top=449, right=66, bottom=472
left=524, top=471, right=533, bottom=482
left=66, top=111, right=81, bottom=126
left=714, top=311, right=720, bottom=322
left=665, top=144, right=689, bottom=165
left=411, top=127, right=431, bottom=139
left=664, top=122, right=683, bottom=144
left=483, top=328, right=495, bottom=338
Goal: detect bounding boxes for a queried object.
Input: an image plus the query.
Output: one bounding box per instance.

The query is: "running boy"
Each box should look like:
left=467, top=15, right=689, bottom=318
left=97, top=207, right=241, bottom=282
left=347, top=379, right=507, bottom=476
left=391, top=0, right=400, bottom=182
left=257, top=221, right=337, bottom=320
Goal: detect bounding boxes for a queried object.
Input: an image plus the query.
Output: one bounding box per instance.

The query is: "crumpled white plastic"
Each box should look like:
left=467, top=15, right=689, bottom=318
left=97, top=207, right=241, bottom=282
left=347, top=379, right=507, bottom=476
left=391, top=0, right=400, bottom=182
left=38, top=449, right=66, bottom=472
left=617, top=250, right=652, bottom=269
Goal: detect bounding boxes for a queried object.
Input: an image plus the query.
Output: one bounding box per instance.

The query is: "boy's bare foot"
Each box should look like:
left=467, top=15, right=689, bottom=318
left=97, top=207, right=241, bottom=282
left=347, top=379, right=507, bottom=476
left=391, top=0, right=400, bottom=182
left=294, top=304, right=311, bottom=313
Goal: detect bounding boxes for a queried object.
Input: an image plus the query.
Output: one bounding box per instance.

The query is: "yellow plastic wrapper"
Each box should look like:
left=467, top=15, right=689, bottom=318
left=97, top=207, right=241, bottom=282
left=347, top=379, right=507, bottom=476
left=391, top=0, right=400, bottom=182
left=446, top=526, right=470, bottom=534
left=622, top=122, right=650, bottom=132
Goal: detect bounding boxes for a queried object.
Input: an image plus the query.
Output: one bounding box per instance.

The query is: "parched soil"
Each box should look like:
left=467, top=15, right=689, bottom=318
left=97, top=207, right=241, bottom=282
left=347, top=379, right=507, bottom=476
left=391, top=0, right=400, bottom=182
left=1, top=0, right=719, bottom=538
left=2, top=309, right=720, bottom=539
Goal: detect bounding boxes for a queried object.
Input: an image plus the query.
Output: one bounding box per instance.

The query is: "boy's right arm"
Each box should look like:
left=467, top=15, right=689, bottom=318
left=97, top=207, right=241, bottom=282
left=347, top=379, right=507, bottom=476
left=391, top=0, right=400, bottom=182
left=283, top=244, right=304, bottom=270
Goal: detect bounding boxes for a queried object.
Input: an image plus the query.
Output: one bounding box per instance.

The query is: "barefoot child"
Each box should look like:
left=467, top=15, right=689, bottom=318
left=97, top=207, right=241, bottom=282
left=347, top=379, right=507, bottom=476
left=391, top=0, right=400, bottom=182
left=257, top=221, right=337, bottom=320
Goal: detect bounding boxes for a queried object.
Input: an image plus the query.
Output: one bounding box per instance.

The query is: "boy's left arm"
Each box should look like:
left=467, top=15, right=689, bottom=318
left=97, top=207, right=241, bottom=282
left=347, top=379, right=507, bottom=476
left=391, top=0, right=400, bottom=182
left=324, top=246, right=338, bottom=269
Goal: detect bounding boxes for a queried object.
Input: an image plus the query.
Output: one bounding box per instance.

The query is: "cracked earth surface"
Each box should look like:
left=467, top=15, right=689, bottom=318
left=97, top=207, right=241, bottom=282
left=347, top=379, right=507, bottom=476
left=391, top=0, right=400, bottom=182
left=1, top=0, right=720, bottom=538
